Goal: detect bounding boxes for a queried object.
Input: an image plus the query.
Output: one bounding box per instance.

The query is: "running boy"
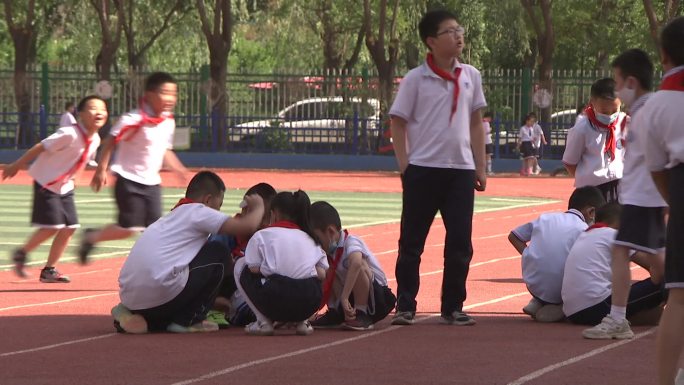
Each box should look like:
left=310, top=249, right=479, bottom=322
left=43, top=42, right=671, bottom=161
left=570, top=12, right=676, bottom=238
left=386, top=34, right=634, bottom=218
left=563, top=78, right=627, bottom=202
left=309, top=201, right=396, bottom=330
left=531, top=113, right=547, bottom=175
left=389, top=9, right=487, bottom=326
left=508, top=186, right=605, bottom=322
left=79, top=72, right=188, bottom=263
left=3, top=96, right=107, bottom=282
left=642, top=16, right=684, bottom=385
left=562, top=203, right=664, bottom=334
left=112, top=171, right=264, bottom=334
left=582, top=48, right=667, bottom=340
left=234, top=190, right=328, bottom=336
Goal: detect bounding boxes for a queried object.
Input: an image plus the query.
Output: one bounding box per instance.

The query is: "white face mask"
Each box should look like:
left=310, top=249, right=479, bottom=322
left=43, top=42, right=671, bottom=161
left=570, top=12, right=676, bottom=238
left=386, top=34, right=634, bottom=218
left=327, top=230, right=344, bottom=255
left=616, top=86, right=636, bottom=108
left=596, top=111, right=619, bottom=125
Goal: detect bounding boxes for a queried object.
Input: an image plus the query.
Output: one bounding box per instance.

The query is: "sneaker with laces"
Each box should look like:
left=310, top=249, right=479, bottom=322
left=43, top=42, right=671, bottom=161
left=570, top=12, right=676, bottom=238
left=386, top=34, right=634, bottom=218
left=167, top=321, right=220, bottom=333
left=441, top=311, right=476, bottom=326
left=205, top=310, right=230, bottom=329
left=245, top=320, right=275, bottom=336
left=11, top=249, right=28, bottom=278
left=391, top=311, right=415, bottom=325
left=111, top=303, right=148, bottom=334
left=311, top=309, right=344, bottom=329
left=78, top=228, right=97, bottom=265
left=343, top=310, right=374, bottom=331
left=295, top=320, right=314, bottom=336
left=39, top=267, right=70, bottom=283
left=522, top=298, right=544, bottom=318
left=582, top=316, right=634, bottom=339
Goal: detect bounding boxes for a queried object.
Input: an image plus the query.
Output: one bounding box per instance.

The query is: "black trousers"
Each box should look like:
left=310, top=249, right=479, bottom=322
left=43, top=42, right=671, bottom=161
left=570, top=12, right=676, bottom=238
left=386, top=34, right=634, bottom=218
left=132, top=240, right=230, bottom=331
left=395, top=165, right=475, bottom=316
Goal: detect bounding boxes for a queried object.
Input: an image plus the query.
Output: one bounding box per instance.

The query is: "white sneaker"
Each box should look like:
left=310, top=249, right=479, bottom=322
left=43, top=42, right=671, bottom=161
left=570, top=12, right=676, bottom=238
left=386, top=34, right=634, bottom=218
left=522, top=298, right=544, bottom=318
left=245, top=320, right=274, bottom=336
left=582, top=316, right=634, bottom=339
left=295, top=320, right=314, bottom=336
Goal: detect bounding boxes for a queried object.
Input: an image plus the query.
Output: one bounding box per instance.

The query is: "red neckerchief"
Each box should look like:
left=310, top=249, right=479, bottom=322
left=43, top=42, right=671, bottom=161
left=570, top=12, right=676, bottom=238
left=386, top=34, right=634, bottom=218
left=584, top=105, right=624, bottom=161
left=115, top=99, right=170, bottom=143
left=660, top=69, right=684, bottom=91
left=426, top=53, right=462, bottom=122
left=268, top=220, right=300, bottom=230
left=171, top=197, right=197, bottom=211
left=45, top=123, right=93, bottom=188
left=320, top=229, right=349, bottom=309
left=586, top=222, right=609, bottom=231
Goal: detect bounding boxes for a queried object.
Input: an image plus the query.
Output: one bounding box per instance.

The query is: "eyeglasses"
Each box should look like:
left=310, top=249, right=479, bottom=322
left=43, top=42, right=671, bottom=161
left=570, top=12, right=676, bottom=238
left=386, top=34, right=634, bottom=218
left=436, top=26, right=465, bottom=38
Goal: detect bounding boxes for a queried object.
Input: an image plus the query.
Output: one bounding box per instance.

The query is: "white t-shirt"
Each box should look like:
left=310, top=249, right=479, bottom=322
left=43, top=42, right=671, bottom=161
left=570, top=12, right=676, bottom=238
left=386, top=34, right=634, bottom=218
left=644, top=66, right=684, bottom=171
left=333, top=233, right=388, bottom=286
left=59, top=112, right=76, bottom=127
left=483, top=120, right=493, bottom=145
left=29, top=125, right=101, bottom=195
left=532, top=124, right=544, bottom=148
left=562, top=112, right=627, bottom=187
left=109, top=107, right=175, bottom=186
left=118, top=203, right=229, bottom=310
left=512, top=209, right=587, bottom=304
left=519, top=125, right=534, bottom=142
left=244, top=227, right=328, bottom=279
left=389, top=61, right=487, bottom=170
left=562, top=227, right=617, bottom=316
left=619, top=93, right=667, bottom=207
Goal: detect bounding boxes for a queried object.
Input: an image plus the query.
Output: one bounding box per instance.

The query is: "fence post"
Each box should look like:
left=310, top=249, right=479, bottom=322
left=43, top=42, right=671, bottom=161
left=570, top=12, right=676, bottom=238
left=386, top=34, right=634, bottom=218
left=200, top=65, right=209, bottom=149
left=352, top=111, right=359, bottom=155
left=494, top=112, right=501, bottom=159
left=39, top=104, right=47, bottom=139
left=41, top=63, right=49, bottom=115
left=521, top=67, right=532, bottom=118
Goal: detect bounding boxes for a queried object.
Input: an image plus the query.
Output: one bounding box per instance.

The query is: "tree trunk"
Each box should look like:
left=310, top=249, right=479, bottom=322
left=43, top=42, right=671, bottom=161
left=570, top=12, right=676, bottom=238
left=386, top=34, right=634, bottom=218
left=13, top=42, right=33, bottom=148
left=209, top=49, right=229, bottom=150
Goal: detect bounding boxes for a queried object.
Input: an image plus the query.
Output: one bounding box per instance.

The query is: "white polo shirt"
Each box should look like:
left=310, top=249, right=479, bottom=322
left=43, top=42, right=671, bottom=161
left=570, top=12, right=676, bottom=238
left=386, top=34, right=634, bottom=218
left=109, top=107, right=175, bottom=186
left=619, top=93, right=667, bottom=207
left=244, top=227, right=328, bottom=279
left=333, top=232, right=388, bottom=287
left=512, top=209, right=587, bottom=304
left=562, top=112, right=627, bottom=187
left=519, top=125, right=534, bottom=142
left=59, top=112, right=76, bottom=127
left=119, top=203, right=229, bottom=310
left=644, top=66, right=684, bottom=172
left=562, top=227, right=617, bottom=316
left=532, top=124, right=544, bottom=148
left=483, top=121, right=493, bottom=145
left=389, top=61, right=487, bottom=170
left=29, top=125, right=101, bottom=195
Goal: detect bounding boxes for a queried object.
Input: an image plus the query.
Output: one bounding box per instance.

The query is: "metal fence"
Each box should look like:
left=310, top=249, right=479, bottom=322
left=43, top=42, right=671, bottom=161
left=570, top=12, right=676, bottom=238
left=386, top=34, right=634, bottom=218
left=0, top=64, right=621, bottom=158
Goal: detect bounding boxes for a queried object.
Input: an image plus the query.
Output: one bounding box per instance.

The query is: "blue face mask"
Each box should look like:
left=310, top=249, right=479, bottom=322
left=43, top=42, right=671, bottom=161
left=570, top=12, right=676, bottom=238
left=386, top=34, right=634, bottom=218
left=595, top=111, right=619, bottom=125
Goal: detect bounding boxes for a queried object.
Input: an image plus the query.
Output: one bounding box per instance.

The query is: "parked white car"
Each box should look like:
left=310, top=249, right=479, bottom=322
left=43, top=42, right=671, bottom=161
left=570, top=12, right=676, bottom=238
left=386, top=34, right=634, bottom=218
left=232, top=97, right=381, bottom=143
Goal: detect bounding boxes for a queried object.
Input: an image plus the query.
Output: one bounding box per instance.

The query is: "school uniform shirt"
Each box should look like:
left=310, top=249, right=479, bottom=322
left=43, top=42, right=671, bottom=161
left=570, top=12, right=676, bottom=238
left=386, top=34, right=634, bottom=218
left=519, top=125, right=534, bottom=143
left=644, top=66, right=684, bottom=172
left=512, top=209, right=587, bottom=304
left=562, top=112, right=627, bottom=187
left=118, top=203, right=229, bottom=310
left=483, top=120, right=493, bottom=145
left=389, top=61, right=487, bottom=170
left=619, top=93, right=667, bottom=207
left=109, top=106, right=175, bottom=186
left=334, top=232, right=388, bottom=286
left=28, top=125, right=101, bottom=195
left=532, top=124, right=544, bottom=148
left=244, top=227, right=328, bottom=279
left=59, top=112, right=76, bottom=127
left=561, top=227, right=617, bottom=316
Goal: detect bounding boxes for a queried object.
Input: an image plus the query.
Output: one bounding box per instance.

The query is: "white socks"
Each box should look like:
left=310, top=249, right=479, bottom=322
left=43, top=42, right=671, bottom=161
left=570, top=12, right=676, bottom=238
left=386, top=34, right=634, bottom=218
left=610, top=305, right=627, bottom=321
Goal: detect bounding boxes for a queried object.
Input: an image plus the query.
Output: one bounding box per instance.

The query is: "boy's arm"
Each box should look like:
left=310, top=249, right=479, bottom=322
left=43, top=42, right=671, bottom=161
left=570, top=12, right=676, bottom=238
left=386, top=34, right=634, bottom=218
left=390, top=116, right=409, bottom=173
left=508, top=232, right=527, bottom=254
left=651, top=170, right=669, bottom=204
left=339, top=251, right=368, bottom=318
left=218, top=194, right=264, bottom=236
left=163, top=149, right=189, bottom=185
left=470, top=109, right=487, bottom=191
left=562, top=126, right=583, bottom=177
left=315, top=265, right=326, bottom=281
left=91, top=136, right=116, bottom=192
left=2, top=143, right=46, bottom=180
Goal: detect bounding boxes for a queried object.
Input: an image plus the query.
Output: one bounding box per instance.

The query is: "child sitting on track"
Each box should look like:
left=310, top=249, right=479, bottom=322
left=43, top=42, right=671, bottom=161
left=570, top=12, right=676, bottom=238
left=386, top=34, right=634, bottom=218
left=3, top=96, right=107, bottom=282
left=111, top=171, right=264, bottom=334
left=233, top=190, right=328, bottom=336
left=508, top=186, right=605, bottom=322
left=309, top=201, right=396, bottom=330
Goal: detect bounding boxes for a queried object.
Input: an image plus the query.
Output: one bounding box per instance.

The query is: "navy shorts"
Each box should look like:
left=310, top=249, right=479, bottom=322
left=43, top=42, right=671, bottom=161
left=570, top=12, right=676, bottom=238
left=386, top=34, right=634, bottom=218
left=31, top=181, right=79, bottom=228
left=485, top=144, right=494, bottom=155
left=665, top=164, right=684, bottom=289
left=520, top=141, right=535, bottom=158
left=615, top=205, right=666, bottom=254
left=114, top=175, right=162, bottom=229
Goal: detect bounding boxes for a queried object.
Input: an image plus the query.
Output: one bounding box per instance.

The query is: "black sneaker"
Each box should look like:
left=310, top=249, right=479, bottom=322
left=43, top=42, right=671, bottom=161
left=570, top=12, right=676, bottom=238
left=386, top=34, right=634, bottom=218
left=310, top=309, right=344, bottom=329
left=441, top=311, right=476, bottom=326
left=343, top=310, right=373, bottom=331
left=11, top=249, right=28, bottom=278
left=40, top=267, right=71, bottom=283
left=391, top=311, right=415, bottom=325
left=78, top=228, right=96, bottom=265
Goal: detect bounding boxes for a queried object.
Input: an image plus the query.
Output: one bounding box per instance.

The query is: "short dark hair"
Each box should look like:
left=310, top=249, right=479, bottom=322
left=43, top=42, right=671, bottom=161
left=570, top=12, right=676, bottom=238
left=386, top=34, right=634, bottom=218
left=418, top=9, right=458, bottom=48
left=76, top=95, right=106, bottom=113
left=591, top=78, right=617, bottom=100
left=65, top=101, right=75, bottom=110
left=245, top=182, right=276, bottom=212
left=145, top=72, right=176, bottom=92
left=483, top=111, right=493, bottom=119
left=595, top=202, right=621, bottom=225
left=661, top=16, right=684, bottom=67
left=185, top=171, right=225, bottom=200
left=310, top=201, right=342, bottom=231
left=568, top=186, right=606, bottom=211
left=611, top=49, right=654, bottom=90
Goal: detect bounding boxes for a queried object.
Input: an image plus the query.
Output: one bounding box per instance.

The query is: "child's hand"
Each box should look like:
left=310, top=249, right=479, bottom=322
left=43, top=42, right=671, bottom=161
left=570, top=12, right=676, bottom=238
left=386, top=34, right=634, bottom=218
left=341, top=299, right=355, bottom=319
left=242, top=193, right=264, bottom=210
left=90, top=169, right=107, bottom=192
left=2, top=163, right=18, bottom=180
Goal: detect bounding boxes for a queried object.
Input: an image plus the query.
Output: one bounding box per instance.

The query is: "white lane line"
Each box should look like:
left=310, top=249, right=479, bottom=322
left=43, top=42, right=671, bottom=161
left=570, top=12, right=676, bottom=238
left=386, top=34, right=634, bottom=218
left=0, top=292, right=117, bottom=312
left=507, top=328, right=657, bottom=385
left=0, top=242, right=131, bottom=249
left=385, top=255, right=520, bottom=282
left=169, top=292, right=528, bottom=385
left=0, top=334, right=117, bottom=358
left=0, top=251, right=126, bottom=269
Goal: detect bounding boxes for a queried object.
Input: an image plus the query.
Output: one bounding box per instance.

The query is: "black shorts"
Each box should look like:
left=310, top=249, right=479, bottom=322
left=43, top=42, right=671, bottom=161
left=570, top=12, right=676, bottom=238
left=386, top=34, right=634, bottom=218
left=615, top=205, right=666, bottom=254
left=532, top=146, right=540, bottom=158
left=31, top=181, right=79, bottom=228
left=596, top=179, right=620, bottom=203
left=520, top=141, right=535, bottom=158
left=337, top=281, right=397, bottom=323
left=485, top=144, right=494, bottom=155
left=665, top=164, right=684, bottom=289
left=114, top=175, right=162, bottom=229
